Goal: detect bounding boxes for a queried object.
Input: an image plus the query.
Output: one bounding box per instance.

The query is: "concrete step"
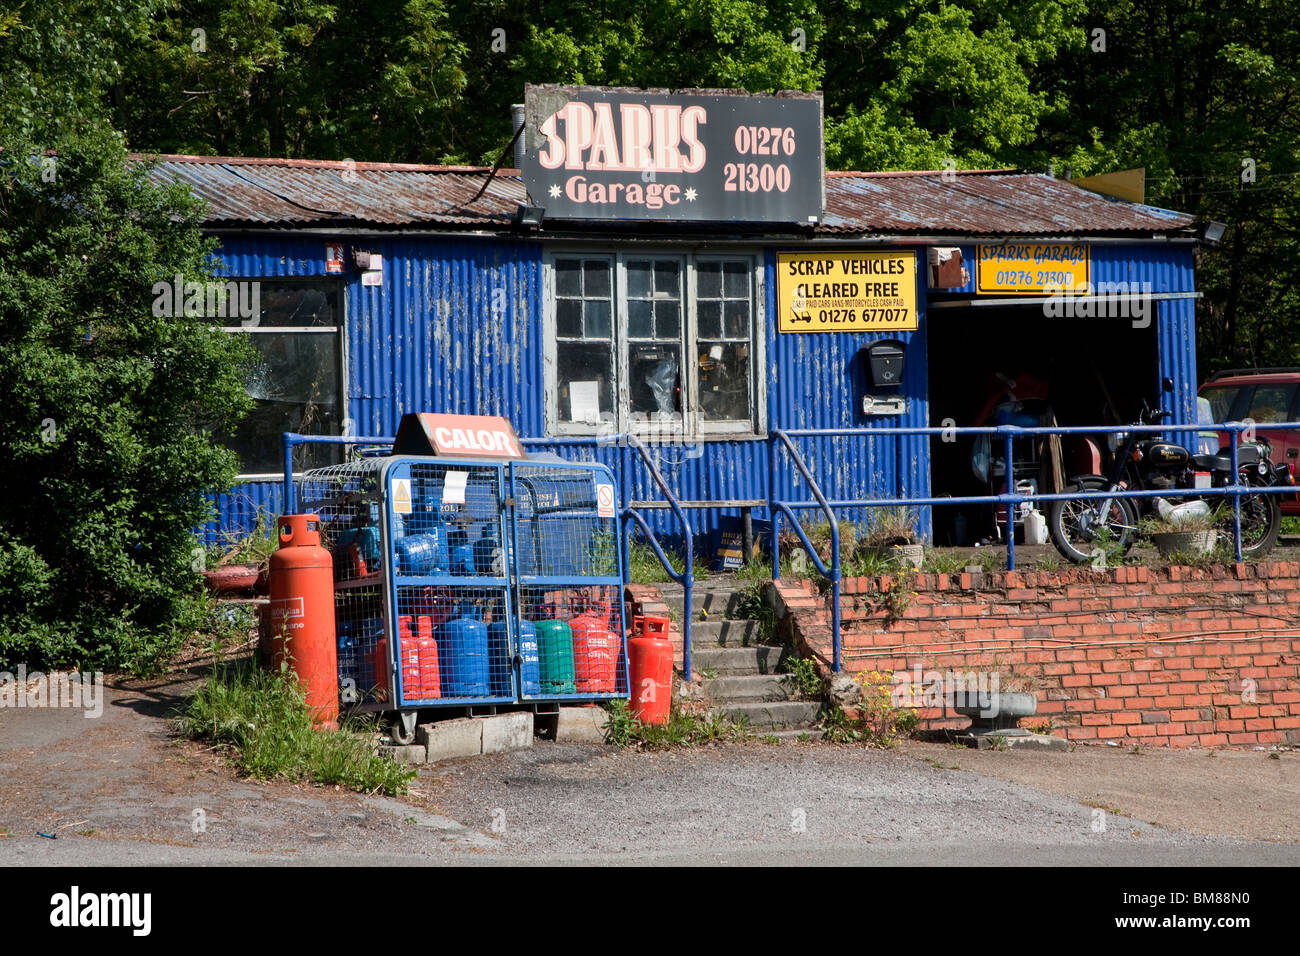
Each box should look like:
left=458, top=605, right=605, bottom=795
left=757, top=728, right=827, bottom=741
left=712, top=700, right=823, bottom=730
left=691, top=644, right=785, bottom=676
left=657, top=582, right=754, bottom=620
left=701, top=673, right=796, bottom=702
left=689, top=619, right=761, bottom=646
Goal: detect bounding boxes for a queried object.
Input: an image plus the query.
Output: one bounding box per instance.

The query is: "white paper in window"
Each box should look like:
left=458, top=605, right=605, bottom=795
left=443, top=470, right=468, bottom=505
left=570, top=380, right=601, bottom=424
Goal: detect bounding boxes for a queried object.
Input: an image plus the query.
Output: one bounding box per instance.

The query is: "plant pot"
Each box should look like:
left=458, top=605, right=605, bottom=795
left=872, top=543, right=924, bottom=570
left=1150, top=530, right=1216, bottom=558
left=202, top=563, right=260, bottom=594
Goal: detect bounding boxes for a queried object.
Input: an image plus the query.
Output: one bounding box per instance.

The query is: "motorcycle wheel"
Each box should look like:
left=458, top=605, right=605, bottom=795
left=1047, top=479, right=1139, bottom=564
left=1217, top=483, right=1281, bottom=557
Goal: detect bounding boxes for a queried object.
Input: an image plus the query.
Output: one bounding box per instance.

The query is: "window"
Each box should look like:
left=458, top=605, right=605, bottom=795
left=219, top=279, right=345, bottom=476
left=548, top=252, right=762, bottom=436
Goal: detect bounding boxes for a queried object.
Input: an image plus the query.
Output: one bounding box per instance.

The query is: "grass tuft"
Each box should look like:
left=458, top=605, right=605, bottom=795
left=175, top=660, right=416, bottom=795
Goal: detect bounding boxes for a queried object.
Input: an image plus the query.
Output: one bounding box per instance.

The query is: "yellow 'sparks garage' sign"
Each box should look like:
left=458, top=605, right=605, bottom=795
left=777, top=251, right=917, bottom=333
left=976, top=243, right=1090, bottom=294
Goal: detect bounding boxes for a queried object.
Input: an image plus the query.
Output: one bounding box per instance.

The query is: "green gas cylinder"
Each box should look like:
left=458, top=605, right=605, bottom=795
left=534, top=617, right=576, bottom=694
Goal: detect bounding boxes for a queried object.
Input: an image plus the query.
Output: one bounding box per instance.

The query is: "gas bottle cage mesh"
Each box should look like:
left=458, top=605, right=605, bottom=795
left=298, top=457, right=629, bottom=712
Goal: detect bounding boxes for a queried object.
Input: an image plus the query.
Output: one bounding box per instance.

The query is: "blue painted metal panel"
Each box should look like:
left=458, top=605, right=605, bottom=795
left=208, top=236, right=1193, bottom=553
left=765, top=247, right=932, bottom=538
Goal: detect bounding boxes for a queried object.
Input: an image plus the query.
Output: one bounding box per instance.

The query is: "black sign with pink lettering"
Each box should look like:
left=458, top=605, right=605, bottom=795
left=522, top=85, right=824, bottom=223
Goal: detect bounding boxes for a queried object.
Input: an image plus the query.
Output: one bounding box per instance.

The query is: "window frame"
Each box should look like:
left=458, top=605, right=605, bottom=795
left=544, top=247, right=766, bottom=440
left=217, top=277, right=348, bottom=480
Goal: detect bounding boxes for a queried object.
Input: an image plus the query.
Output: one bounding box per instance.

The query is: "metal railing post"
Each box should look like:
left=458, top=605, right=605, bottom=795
left=1003, top=431, right=1016, bottom=571
left=1229, top=424, right=1243, bottom=562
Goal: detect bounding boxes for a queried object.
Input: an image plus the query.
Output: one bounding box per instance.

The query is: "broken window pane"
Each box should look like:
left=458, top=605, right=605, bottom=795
left=697, top=341, right=751, bottom=422
left=628, top=343, right=682, bottom=420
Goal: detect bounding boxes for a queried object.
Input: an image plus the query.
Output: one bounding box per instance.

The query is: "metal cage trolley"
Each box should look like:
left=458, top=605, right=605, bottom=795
left=296, top=413, right=629, bottom=742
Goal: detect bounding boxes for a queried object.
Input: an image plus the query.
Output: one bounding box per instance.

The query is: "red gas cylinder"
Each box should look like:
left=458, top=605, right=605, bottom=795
left=571, top=600, right=618, bottom=694
left=268, top=514, right=338, bottom=727
left=397, top=614, right=441, bottom=701
left=627, top=614, right=672, bottom=725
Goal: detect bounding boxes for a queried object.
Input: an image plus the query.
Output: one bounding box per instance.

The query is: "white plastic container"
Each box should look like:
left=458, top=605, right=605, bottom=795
left=1024, top=509, right=1048, bottom=544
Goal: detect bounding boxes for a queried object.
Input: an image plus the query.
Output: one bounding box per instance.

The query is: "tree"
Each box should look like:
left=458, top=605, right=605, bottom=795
left=1055, top=0, right=1300, bottom=369
left=0, top=122, right=253, bottom=671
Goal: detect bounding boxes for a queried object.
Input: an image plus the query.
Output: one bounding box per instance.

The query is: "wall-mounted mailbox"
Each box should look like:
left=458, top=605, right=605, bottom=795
left=862, top=339, right=906, bottom=388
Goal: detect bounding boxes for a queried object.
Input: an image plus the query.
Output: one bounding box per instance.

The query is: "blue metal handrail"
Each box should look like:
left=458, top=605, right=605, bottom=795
left=775, top=420, right=1300, bottom=569
left=770, top=429, right=843, bottom=673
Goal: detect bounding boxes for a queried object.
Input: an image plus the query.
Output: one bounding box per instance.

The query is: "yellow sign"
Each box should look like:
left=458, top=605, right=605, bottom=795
left=777, top=251, right=918, bottom=333
left=392, top=478, right=412, bottom=514
left=976, top=243, right=1090, bottom=294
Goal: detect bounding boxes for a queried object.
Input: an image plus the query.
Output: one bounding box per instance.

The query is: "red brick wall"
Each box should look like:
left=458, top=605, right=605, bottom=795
left=773, top=562, right=1300, bottom=748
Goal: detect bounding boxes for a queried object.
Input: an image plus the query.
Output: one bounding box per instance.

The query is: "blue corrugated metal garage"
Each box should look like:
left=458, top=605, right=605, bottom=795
left=143, top=154, right=1201, bottom=550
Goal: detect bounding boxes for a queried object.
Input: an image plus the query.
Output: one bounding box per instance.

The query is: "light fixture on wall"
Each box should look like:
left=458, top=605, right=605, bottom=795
left=1200, top=221, right=1228, bottom=244
left=514, top=204, right=545, bottom=229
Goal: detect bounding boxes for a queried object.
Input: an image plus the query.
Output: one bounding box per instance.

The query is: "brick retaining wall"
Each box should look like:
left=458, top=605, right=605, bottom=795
left=772, top=562, right=1300, bottom=748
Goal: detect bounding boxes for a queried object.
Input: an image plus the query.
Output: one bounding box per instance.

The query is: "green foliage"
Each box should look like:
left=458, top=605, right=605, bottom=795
left=602, top=697, right=751, bottom=749
left=176, top=659, right=416, bottom=795
left=0, top=128, right=253, bottom=671
left=779, top=654, right=825, bottom=698
left=819, top=669, right=918, bottom=747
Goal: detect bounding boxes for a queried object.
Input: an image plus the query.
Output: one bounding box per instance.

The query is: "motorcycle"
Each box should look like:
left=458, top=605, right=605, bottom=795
left=1047, top=391, right=1293, bottom=563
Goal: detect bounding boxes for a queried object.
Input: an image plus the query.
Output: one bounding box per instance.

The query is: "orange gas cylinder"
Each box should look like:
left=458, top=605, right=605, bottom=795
left=627, top=614, right=672, bottom=724
left=397, top=616, right=422, bottom=702
left=416, top=615, right=441, bottom=699
left=268, top=514, right=338, bottom=727
left=571, top=600, right=618, bottom=694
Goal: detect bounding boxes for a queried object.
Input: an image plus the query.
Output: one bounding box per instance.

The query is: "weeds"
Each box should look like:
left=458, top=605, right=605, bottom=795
left=626, top=540, right=710, bottom=585
left=603, top=698, right=751, bottom=750
left=780, top=655, right=825, bottom=698
left=818, top=669, right=919, bottom=747
left=176, top=660, right=416, bottom=795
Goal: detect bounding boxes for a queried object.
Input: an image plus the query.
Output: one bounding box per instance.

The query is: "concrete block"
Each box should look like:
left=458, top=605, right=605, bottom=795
left=378, top=744, right=427, bottom=764
left=419, top=717, right=483, bottom=762
left=481, top=711, right=534, bottom=754
left=554, top=706, right=610, bottom=744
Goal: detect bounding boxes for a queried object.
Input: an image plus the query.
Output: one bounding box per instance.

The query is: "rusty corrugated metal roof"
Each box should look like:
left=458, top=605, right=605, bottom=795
left=820, top=169, right=1195, bottom=235
left=137, top=154, right=522, bottom=227
left=138, top=154, right=1196, bottom=236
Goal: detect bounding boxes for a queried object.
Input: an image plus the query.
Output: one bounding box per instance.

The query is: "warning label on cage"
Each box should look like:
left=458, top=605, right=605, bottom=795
left=596, top=483, right=616, bottom=518
left=392, top=478, right=412, bottom=514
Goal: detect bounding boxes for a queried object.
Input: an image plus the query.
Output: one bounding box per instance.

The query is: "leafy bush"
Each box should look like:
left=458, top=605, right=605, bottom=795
left=0, top=129, right=252, bottom=672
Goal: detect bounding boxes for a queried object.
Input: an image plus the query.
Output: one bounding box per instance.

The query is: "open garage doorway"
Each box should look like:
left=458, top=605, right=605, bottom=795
left=926, top=304, right=1160, bottom=545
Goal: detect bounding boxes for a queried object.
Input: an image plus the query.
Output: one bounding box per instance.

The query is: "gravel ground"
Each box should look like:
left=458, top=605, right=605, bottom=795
left=3, top=667, right=1298, bottom=866
left=411, top=739, right=1300, bottom=865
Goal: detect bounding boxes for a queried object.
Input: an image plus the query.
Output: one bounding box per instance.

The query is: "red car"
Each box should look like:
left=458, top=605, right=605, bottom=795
left=1199, top=368, right=1300, bottom=515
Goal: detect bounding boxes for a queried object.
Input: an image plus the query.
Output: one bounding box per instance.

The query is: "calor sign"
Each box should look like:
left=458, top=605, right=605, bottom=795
left=392, top=412, right=525, bottom=460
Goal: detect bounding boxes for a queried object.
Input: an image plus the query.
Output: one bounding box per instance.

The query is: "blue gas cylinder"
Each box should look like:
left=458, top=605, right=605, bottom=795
left=448, top=526, right=474, bottom=575
left=439, top=602, right=490, bottom=696
left=474, top=524, right=504, bottom=577
left=395, top=513, right=448, bottom=575
left=489, top=614, right=539, bottom=696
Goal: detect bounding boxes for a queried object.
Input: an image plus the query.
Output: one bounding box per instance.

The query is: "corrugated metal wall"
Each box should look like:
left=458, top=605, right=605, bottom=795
left=207, top=236, right=1194, bottom=551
